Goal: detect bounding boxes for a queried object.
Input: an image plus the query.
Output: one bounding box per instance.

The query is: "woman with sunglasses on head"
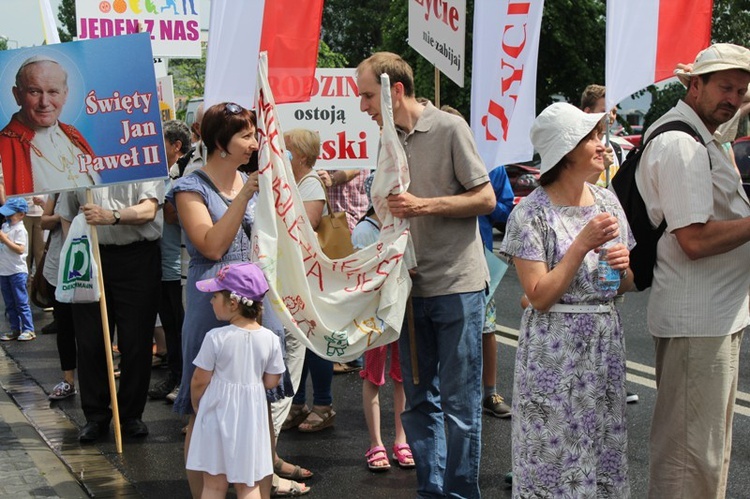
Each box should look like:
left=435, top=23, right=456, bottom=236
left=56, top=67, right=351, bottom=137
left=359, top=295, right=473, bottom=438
left=500, top=103, right=635, bottom=498
left=169, top=103, right=306, bottom=498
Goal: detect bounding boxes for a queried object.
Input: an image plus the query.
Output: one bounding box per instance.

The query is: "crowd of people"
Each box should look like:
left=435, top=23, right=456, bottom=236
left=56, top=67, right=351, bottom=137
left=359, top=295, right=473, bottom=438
left=0, top=42, right=749, bottom=499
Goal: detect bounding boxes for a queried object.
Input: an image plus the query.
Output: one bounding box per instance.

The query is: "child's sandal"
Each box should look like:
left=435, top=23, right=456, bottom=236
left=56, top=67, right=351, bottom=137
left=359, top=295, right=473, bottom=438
left=392, top=443, right=415, bottom=469
left=365, top=446, right=391, bottom=471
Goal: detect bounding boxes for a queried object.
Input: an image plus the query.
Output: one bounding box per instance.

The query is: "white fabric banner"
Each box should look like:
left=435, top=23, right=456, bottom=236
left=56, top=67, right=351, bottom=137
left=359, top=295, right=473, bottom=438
left=204, top=0, right=265, bottom=110
left=253, top=54, right=413, bottom=361
left=38, top=0, right=61, bottom=44
left=470, top=0, right=544, bottom=169
left=605, top=0, right=659, bottom=110
left=408, top=0, right=466, bottom=87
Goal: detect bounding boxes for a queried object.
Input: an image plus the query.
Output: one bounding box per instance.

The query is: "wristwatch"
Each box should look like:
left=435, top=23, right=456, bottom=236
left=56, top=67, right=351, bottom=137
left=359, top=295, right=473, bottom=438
left=112, top=209, right=121, bottom=225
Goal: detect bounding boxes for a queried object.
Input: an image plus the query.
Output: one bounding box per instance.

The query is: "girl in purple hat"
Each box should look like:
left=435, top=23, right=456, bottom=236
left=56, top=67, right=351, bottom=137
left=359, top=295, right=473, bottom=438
left=186, top=262, right=286, bottom=498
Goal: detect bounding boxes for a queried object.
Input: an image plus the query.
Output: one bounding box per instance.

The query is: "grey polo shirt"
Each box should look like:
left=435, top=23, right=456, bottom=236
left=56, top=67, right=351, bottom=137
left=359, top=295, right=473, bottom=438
left=637, top=100, right=750, bottom=337
left=397, top=103, right=490, bottom=297
left=59, top=181, right=165, bottom=246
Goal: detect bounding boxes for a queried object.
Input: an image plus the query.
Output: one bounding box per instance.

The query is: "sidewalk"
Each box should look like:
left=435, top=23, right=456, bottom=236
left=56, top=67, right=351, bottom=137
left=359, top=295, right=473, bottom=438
left=0, top=357, right=86, bottom=499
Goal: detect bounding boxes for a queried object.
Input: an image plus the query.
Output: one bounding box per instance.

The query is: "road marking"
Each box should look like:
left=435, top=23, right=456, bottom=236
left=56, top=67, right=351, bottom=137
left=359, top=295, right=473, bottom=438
left=496, top=325, right=750, bottom=415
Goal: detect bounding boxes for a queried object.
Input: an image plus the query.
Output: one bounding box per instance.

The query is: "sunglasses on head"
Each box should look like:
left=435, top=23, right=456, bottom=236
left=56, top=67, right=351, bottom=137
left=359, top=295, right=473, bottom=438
left=225, top=102, right=243, bottom=115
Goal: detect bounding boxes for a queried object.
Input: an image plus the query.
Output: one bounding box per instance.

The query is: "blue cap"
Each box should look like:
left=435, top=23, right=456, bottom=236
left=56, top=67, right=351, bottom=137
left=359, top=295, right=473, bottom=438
left=0, top=198, right=28, bottom=216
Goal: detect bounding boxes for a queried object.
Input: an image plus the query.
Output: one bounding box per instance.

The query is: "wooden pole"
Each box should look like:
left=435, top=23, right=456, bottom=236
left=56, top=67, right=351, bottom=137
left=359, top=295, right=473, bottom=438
left=434, top=66, right=441, bottom=108
left=86, top=189, right=122, bottom=453
left=406, top=296, right=419, bottom=385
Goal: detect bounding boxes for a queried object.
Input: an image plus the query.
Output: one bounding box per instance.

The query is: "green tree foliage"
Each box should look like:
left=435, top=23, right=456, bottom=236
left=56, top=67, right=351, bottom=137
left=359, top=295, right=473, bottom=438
left=322, top=0, right=390, bottom=67
left=318, top=40, right=349, bottom=68
left=0, top=38, right=7, bottom=51
left=58, top=0, right=76, bottom=42
left=537, top=0, right=605, bottom=108
left=170, top=45, right=207, bottom=101
left=712, top=0, right=750, bottom=46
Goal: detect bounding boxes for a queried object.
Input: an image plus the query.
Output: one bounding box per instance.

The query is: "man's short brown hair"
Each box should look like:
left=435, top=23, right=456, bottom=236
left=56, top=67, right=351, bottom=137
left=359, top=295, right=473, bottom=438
left=357, top=52, right=415, bottom=97
left=580, top=84, right=606, bottom=111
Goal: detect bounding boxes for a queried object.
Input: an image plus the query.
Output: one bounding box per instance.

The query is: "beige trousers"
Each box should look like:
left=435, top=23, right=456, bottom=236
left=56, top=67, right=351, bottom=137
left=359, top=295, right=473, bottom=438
left=648, top=332, right=742, bottom=499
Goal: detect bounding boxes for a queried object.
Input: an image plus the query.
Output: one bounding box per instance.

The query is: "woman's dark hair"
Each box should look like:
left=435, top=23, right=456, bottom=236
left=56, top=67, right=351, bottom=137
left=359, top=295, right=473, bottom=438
left=539, top=121, right=605, bottom=186
left=201, top=103, right=257, bottom=157
left=219, top=290, right=263, bottom=320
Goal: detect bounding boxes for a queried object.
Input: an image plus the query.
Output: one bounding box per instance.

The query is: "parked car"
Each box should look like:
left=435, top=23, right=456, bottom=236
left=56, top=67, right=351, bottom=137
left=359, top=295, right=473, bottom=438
left=505, top=157, right=541, bottom=206
left=491, top=157, right=541, bottom=233
left=732, top=136, right=750, bottom=197
left=613, top=124, right=643, bottom=147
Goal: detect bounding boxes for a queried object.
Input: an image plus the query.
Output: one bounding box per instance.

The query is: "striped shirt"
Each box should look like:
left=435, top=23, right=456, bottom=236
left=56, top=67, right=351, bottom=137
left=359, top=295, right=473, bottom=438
left=637, top=100, right=750, bottom=338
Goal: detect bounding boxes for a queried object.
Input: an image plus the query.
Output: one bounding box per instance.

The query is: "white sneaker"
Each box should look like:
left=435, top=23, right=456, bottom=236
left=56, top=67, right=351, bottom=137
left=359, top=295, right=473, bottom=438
left=166, top=384, right=180, bottom=403
left=626, top=392, right=639, bottom=404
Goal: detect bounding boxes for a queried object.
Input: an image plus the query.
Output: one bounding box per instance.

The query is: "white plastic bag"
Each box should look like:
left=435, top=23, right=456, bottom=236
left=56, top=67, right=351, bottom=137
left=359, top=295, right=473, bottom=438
left=55, top=213, right=101, bottom=303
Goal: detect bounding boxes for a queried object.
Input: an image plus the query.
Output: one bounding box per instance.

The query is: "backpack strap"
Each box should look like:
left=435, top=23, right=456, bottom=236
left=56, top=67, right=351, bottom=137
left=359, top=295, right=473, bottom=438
left=638, top=120, right=712, bottom=170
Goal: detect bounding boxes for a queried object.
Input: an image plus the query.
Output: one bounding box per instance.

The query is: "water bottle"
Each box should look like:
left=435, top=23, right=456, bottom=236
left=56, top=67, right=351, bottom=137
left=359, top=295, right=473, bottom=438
left=597, top=247, right=620, bottom=292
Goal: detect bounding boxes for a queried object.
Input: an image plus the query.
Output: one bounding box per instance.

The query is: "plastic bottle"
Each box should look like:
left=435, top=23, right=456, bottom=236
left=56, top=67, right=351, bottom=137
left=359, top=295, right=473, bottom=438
left=597, top=247, right=620, bottom=292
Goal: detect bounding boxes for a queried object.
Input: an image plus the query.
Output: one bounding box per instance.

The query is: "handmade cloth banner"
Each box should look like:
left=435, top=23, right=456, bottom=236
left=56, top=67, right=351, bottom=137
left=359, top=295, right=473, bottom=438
left=605, top=0, right=713, bottom=110
left=470, top=0, right=545, bottom=169
left=253, top=53, right=413, bottom=361
left=204, top=0, right=323, bottom=109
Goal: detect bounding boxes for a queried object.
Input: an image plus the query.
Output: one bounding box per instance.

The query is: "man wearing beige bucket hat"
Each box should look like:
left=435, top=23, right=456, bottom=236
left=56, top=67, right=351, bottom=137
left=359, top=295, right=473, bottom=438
left=638, top=43, right=750, bottom=499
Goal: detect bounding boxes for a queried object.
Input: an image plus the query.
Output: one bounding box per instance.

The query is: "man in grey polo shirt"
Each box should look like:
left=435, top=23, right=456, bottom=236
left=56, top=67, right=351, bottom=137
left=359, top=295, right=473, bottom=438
left=59, top=181, right=164, bottom=443
left=636, top=43, right=750, bottom=498
left=357, top=52, right=495, bottom=498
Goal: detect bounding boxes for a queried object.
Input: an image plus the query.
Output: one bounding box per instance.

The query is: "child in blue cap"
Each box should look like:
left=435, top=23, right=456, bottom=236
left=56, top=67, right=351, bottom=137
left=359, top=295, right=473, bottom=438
left=0, top=197, right=35, bottom=341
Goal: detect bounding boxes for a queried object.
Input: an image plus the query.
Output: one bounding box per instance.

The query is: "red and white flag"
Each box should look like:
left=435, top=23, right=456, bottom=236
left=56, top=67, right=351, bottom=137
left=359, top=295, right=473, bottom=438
left=470, top=0, right=545, bottom=170
left=605, top=0, right=713, bottom=110
left=204, top=0, right=323, bottom=109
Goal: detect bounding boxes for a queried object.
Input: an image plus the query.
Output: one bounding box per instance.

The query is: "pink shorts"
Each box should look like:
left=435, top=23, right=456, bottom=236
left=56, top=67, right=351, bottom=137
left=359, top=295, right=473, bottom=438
left=359, top=341, right=402, bottom=386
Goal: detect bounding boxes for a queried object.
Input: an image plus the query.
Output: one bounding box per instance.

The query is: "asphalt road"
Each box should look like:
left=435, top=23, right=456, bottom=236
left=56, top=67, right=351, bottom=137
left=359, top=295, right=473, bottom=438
left=2, top=245, right=750, bottom=497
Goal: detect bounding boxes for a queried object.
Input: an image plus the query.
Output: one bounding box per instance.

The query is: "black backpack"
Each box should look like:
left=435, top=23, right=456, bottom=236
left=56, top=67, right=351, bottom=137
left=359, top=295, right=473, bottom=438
left=610, top=121, right=710, bottom=291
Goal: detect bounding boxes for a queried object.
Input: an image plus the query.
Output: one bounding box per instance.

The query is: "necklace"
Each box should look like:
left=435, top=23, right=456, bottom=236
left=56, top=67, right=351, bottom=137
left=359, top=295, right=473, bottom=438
left=203, top=168, right=238, bottom=197
left=29, top=133, right=94, bottom=185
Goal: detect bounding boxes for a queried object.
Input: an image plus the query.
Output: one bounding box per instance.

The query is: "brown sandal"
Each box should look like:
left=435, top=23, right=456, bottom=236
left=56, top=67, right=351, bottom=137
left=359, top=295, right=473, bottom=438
left=274, top=457, right=313, bottom=480
left=282, top=404, right=310, bottom=431
left=271, top=474, right=310, bottom=497
left=297, top=405, right=336, bottom=433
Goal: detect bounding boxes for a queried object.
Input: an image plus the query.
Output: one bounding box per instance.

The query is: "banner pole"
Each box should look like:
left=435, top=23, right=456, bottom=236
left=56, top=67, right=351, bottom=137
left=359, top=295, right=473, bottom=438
left=85, top=189, right=122, bottom=453
left=406, top=295, right=419, bottom=385
left=434, top=66, right=440, bottom=108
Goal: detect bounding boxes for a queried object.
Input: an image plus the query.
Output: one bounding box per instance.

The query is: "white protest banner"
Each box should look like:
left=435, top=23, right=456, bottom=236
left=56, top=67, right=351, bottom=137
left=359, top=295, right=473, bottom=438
left=157, top=75, right=176, bottom=121
left=75, top=0, right=200, bottom=58
left=470, top=0, right=544, bottom=169
left=408, top=0, right=466, bottom=87
left=253, top=54, right=412, bottom=361
left=277, top=69, right=380, bottom=170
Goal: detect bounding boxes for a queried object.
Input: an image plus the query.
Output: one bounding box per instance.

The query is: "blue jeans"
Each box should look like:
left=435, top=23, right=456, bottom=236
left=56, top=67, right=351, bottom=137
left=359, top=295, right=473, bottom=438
left=293, top=349, right=334, bottom=406
left=399, top=291, right=485, bottom=499
left=0, top=273, right=33, bottom=333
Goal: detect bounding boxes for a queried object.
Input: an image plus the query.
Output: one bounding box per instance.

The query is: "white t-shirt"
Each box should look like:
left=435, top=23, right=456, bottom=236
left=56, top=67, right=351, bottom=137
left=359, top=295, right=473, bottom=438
left=297, top=173, right=329, bottom=215
left=351, top=216, right=379, bottom=249
left=0, top=220, right=28, bottom=276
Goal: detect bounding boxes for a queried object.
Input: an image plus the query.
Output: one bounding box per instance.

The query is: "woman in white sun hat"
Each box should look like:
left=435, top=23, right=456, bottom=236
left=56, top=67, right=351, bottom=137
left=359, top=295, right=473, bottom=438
left=500, top=102, right=635, bottom=498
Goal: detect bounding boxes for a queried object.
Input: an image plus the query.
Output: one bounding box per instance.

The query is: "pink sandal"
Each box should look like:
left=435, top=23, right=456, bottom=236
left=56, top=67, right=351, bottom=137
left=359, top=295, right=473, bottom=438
left=392, top=443, right=415, bottom=469
left=365, top=446, right=391, bottom=471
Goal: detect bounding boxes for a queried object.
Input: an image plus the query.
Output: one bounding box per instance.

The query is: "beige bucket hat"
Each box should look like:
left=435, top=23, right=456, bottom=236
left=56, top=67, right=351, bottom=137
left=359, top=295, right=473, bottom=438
left=674, top=43, right=750, bottom=87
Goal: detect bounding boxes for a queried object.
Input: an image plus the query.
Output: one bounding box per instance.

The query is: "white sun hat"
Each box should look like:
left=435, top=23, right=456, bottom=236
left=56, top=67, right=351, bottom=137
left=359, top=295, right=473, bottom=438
left=530, top=102, right=605, bottom=175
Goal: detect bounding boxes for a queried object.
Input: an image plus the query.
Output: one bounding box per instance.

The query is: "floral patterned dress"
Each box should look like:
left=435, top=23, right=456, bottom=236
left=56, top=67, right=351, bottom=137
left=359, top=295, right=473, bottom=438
left=500, top=185, right=634, bottom=498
